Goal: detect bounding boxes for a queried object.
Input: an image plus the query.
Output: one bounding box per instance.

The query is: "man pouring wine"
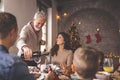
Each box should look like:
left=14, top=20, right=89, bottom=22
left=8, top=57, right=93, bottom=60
left=16, top=10, right=47, bottom=65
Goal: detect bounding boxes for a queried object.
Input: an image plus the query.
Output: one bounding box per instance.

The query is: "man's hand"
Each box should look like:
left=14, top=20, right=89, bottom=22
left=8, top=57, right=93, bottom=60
left=40, top=40, right=46, bottom=45
left=22, top=46, right=32, bottom=59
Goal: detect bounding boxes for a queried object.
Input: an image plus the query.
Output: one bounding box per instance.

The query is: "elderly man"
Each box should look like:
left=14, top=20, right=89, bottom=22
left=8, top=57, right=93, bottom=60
left=16, top=11, right=46, bottom=63
left=0, top=12, right=35, bottom=80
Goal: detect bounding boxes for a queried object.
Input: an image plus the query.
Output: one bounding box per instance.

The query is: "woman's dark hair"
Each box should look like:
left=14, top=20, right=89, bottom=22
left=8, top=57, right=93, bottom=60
left=50, top=32, right=71, bottom=56
left=0, top=12, right=17, bottom=39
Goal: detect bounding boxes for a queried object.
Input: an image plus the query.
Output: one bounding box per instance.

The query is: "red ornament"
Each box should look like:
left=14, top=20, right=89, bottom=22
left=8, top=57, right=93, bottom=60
left=86, top=35, right=91, bottom=44
left=95, top=32, right=101, bottom=43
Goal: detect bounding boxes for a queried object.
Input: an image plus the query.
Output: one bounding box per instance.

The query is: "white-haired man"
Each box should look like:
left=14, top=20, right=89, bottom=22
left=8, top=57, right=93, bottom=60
left=16, top=11, right=46, bottom=64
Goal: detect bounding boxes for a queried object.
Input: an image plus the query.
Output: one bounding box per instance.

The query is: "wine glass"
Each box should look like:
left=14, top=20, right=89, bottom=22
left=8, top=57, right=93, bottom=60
left=33, top=56, right=41, bottom=65
left=103, top=58, right=114, bottom=73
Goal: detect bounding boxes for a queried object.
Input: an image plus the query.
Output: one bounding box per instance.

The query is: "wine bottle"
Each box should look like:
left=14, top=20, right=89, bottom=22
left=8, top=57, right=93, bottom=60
left=21, top=51, right=41, bottom=59
left=32, top=51, right=41, bottom=57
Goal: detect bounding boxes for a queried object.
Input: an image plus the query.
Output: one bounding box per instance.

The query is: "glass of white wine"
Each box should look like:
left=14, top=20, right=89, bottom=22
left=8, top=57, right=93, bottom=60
left=103, top=58, right=114, bottom=73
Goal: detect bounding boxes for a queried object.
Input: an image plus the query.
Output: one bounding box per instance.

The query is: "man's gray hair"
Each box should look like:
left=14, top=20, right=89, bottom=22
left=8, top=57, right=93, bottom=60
left=34, top=10, right=46, bottom=19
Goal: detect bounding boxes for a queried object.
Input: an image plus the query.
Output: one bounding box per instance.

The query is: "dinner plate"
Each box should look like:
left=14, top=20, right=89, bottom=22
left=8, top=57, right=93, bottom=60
left=95, top=71, right=110, bottom=80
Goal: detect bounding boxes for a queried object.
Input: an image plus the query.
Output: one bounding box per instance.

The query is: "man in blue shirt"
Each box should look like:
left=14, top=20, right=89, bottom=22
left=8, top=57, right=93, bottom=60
left=0, top=12, right=35, bottom=80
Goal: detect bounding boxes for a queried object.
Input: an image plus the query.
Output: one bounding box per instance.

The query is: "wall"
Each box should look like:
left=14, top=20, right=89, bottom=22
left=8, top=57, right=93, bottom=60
left=3, top=0, right=37, bottom=55
left=58, top=0, right=120, bottom=56
left=51, top=0, right=58, bottom=46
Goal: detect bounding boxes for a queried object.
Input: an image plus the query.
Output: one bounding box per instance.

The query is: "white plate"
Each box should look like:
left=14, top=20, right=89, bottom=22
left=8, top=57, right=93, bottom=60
left=96, top=71, right=110, bottom=80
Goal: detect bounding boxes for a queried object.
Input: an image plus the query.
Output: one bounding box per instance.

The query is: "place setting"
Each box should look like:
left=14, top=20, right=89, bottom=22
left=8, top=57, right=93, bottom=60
left=95, top=57, right=120, bottom=80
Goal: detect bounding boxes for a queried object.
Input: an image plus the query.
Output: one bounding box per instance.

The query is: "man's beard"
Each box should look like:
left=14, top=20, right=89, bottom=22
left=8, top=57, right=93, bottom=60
left=34, top=26, right=41, bottom=31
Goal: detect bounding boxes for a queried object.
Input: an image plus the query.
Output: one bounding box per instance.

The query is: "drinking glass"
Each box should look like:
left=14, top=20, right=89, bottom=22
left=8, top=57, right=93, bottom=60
left=33, top=56, right=41, bottom=65
left=103, top=58, right=114, bottom=73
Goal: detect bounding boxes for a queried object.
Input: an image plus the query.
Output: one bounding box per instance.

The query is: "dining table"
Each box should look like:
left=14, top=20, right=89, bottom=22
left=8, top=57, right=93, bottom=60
left=28, top=64, right=71, bottom=80
left=28, top=64, right=120, bottom=80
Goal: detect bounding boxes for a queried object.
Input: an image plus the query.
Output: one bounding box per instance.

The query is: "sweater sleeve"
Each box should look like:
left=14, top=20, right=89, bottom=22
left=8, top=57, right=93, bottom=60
left=16, top=25, right=28, bottom=51
left=67, top=50, right=73, bottom=66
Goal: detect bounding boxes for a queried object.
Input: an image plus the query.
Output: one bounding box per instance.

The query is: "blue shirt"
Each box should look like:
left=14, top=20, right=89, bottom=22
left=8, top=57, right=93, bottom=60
left=0, top=45, right=35, bottom=80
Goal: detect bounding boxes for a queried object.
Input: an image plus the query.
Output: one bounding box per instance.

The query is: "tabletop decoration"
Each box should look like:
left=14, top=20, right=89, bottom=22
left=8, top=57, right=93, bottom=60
left=28, top=66, right=41, bottom=79
left=36, top=64, right=72, bottom=80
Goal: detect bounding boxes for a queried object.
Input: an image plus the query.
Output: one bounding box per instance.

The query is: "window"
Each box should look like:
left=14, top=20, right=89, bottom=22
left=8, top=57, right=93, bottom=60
left=0, top=0, right=4, bottom=12
left=41, top=22, right=47, bottom=52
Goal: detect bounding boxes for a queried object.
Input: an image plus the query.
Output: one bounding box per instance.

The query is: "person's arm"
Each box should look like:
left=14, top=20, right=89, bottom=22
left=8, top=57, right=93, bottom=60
left=16, top=26, right=28, bottom=52
left=67, top=50, right=73, bottom=66
left=11, top=62, right=35, bottom=80
left=60, top=50, right=73, bottom=76
left=16, top=25, right=32, bottom=59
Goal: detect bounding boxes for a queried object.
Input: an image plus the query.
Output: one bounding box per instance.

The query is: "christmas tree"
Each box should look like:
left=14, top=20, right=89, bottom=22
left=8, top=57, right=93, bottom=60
left=68, top=22, right=81, bottom=52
